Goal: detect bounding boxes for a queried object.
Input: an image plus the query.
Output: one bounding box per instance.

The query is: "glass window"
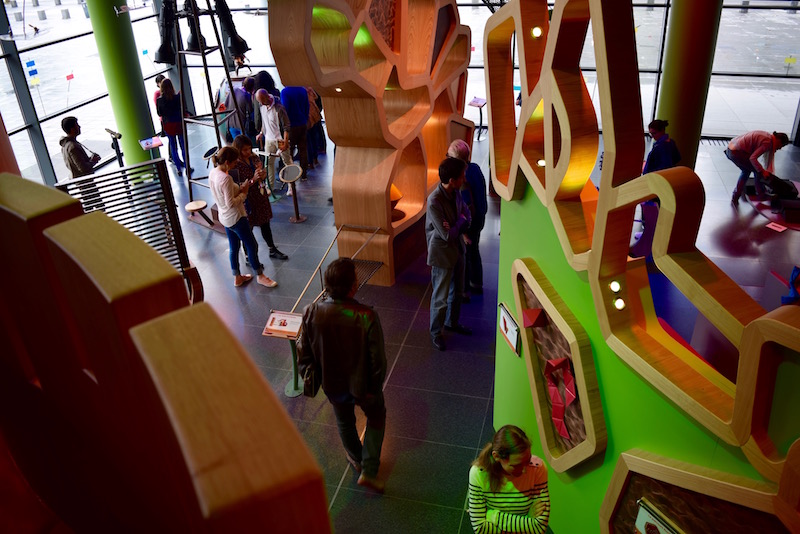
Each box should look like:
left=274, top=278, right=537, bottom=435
left=633, top=6, right=668, bottom=71
left=8, top=1, right=93, bottom=49
left=714, top=7, right=800, bottom=75
left=19, top=33, right=106, bottom=119
left=42, top=98, right=118, bottom=183
left=131, top=14, right=165, bottom=80
left=0, top=58, right=25, bottom=132
left=9, top=128, right=43, bottom=183
left=459, top=5, right=492, bottom=68
left=702, top=75, right=800, bottom=136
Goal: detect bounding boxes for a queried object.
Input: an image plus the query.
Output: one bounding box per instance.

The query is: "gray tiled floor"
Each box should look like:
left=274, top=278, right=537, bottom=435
left=167, top=125, right=799, bottom=533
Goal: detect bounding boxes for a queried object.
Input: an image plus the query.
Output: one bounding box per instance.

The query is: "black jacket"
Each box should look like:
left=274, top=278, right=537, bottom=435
left=298, top=297, right=386, bottom=399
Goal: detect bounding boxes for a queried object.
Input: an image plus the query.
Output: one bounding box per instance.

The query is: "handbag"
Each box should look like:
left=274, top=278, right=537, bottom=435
left=302, top=363, right=321, bottom=397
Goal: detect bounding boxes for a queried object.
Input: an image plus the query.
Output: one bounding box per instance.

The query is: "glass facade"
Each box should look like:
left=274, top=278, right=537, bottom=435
left=0, top=1, right=796, bottom=184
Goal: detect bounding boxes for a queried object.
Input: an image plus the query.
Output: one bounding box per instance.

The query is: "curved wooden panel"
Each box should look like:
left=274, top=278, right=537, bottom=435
left=512, top=258, right=606, bottom=472
left=270, top=0, right=473, bottom=285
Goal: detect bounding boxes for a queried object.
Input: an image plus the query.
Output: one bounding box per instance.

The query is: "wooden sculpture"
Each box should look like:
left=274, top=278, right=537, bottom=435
left=486, top=0, right=800, bottom=528
left=512, top=258, right=606, bottom=472
left=0, top=174, right=330, bottom=532
left=269, top=0, right=473, bottom=285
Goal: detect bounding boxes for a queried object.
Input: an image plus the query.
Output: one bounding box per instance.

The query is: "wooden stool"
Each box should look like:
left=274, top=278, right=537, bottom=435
left=185, top=200, right=214, bottom=226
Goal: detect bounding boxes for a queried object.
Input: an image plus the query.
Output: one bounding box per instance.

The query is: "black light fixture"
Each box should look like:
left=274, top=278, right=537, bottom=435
left=154, top=0, right=176, bottom=64
left=185, top=0, right=206, bottom=52
left=216, top=0, right=250, bottom=58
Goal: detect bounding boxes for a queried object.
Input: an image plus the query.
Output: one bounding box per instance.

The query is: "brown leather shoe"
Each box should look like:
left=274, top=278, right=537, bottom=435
left=357, top=473, right=385, bottom=493
left=234, top=274, right=252, bottom=287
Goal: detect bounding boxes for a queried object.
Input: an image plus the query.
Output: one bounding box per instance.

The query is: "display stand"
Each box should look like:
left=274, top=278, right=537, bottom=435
left=279, top=163, right=306, bottom=223
left=263, top=311, right=304, bottom=398
left=469, top=97, right=487, bottom=140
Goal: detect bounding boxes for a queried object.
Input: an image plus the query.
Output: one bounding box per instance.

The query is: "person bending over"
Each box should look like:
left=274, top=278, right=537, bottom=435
left=725, top=130, right=790, bottom=204
left=468, top=425, right=550, bottom=534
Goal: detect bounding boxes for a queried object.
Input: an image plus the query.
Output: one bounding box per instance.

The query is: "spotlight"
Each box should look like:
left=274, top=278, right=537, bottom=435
left=609, top=281, right=621, bottom=293
left=154, top=0, right=176, bottom=65
left=614, top=298, right=626, bottom=310
left=537, top=159, right=546, bottom=167
left=216, top=0, right=250, bottom=57
left=335, top=87, right=343, bottom=92
left=531, top=27, right=543, bottom=38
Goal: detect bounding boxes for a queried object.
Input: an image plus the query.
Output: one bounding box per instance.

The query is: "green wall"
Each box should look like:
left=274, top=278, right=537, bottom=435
left=493, top=184, right=767, bottom=532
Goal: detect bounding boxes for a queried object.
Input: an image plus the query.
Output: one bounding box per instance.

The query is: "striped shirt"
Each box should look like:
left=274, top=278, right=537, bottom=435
left=468, top=458, right=550, bottom=533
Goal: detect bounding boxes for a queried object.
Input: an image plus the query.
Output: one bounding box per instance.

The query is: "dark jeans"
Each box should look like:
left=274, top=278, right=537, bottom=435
left=288, top=124, right=308, bottom=172
left=258, top=222, right=276, bottom=249
left=225, top=216, right=263, bottom=276
left=465, top=223, right=484, bottom=289
left=329, top=392, right=386, bottom=478
left=725, top=148, right=765, bottom=198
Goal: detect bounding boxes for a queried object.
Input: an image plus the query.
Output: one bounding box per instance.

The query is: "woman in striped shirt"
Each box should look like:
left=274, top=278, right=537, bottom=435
left=468, top=425, right=550, bottom=533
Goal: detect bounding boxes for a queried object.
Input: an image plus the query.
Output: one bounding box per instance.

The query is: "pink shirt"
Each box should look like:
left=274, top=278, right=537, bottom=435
left=728, top=130, right=778, bottom=174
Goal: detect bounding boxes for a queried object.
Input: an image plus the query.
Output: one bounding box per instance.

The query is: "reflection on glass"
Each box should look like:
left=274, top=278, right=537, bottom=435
left=9, top=129, right=43, bottom=183
left=0, top=58, right=25, bottom=131
left=41, top=98, right=117, bottom=182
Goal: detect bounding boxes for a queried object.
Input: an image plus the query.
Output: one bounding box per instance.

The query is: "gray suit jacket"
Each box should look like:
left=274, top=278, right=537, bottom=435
left=425, top=183, right=471, bottom=268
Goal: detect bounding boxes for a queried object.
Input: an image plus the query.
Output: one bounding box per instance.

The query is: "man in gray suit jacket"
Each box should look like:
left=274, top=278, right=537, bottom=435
left=426, top=157, right=473, bottom=351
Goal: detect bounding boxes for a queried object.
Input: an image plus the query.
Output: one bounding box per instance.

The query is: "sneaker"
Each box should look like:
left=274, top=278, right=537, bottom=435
left=234, top=274, right=252, bottom=287
left=269, top=248, right=288, bottom=260
left=357, top=473, right=385, bottom=493
left=432, top=335, right=446, bottom=351
left=177, top=168, right=183, bottom=177
left=257, top=274, right=278, bottom=288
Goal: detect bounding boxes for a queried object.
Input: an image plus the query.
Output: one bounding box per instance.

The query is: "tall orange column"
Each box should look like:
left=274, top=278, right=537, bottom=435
left=655, top=0, right=723, bottom=169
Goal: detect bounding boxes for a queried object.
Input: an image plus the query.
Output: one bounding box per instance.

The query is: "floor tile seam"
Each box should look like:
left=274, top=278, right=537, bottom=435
left=331, top=487, right=468, bottom=512
left=382, top=280, right=432, bottom=391
left=327, top=461, right=352, bottom=512
left=383, top=386, right=494, bottom=400
left=382, top=434, right=481, bottom=452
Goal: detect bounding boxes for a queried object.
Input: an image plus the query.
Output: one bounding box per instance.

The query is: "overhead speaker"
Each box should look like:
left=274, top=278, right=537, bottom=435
left=185, top=0, right=206, bottom=52
left=154, top=0, right=175, bottom=64
left=216, top=0, right=250, bottom=58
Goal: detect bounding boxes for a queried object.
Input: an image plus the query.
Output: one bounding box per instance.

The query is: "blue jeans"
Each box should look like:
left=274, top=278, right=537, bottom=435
left=225, top=217, right=263, bottom=276
left=166, top=132, right=186, bottom=170
left=430, top=258, right=464, bottom=337
left=725, top=148, right=765, bottom=198
left=329, top=392, right=386, bottom=478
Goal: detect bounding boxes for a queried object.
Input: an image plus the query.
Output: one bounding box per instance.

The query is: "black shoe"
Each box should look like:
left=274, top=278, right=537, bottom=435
left=177, top=168, right=183, bottom=177
left=445, top=324, right=473, bottom=336
left=269, top=248, right=288, bottom=260
left=469, top=284, right=483, bottom=294
left=357, top=473, right=385, bottom=493
left=432, top=335, right=446, bottom=351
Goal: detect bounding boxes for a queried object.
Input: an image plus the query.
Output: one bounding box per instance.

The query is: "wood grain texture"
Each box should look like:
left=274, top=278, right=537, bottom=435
left=512, top=258, right=607, bottom=472
left=131, top=303, right=329, bottom=532
left=734, top=306, right=800, bottom=482
left=600, top=449, right=788, bottom=533
left=270, top=0, right=472, bottom=285
left=0, top=175, right=331, bottom=530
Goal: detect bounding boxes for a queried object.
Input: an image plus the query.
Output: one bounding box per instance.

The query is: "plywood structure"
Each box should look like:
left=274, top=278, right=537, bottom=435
left=0, top=173, right=330, bottom=532
left=599, top=449, right=791, bottom=533
left=484, top=0, right=800, bottom=529
left=512, top=258, right=606, bottom=472
left=269, top=0, right=473, bottom=285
